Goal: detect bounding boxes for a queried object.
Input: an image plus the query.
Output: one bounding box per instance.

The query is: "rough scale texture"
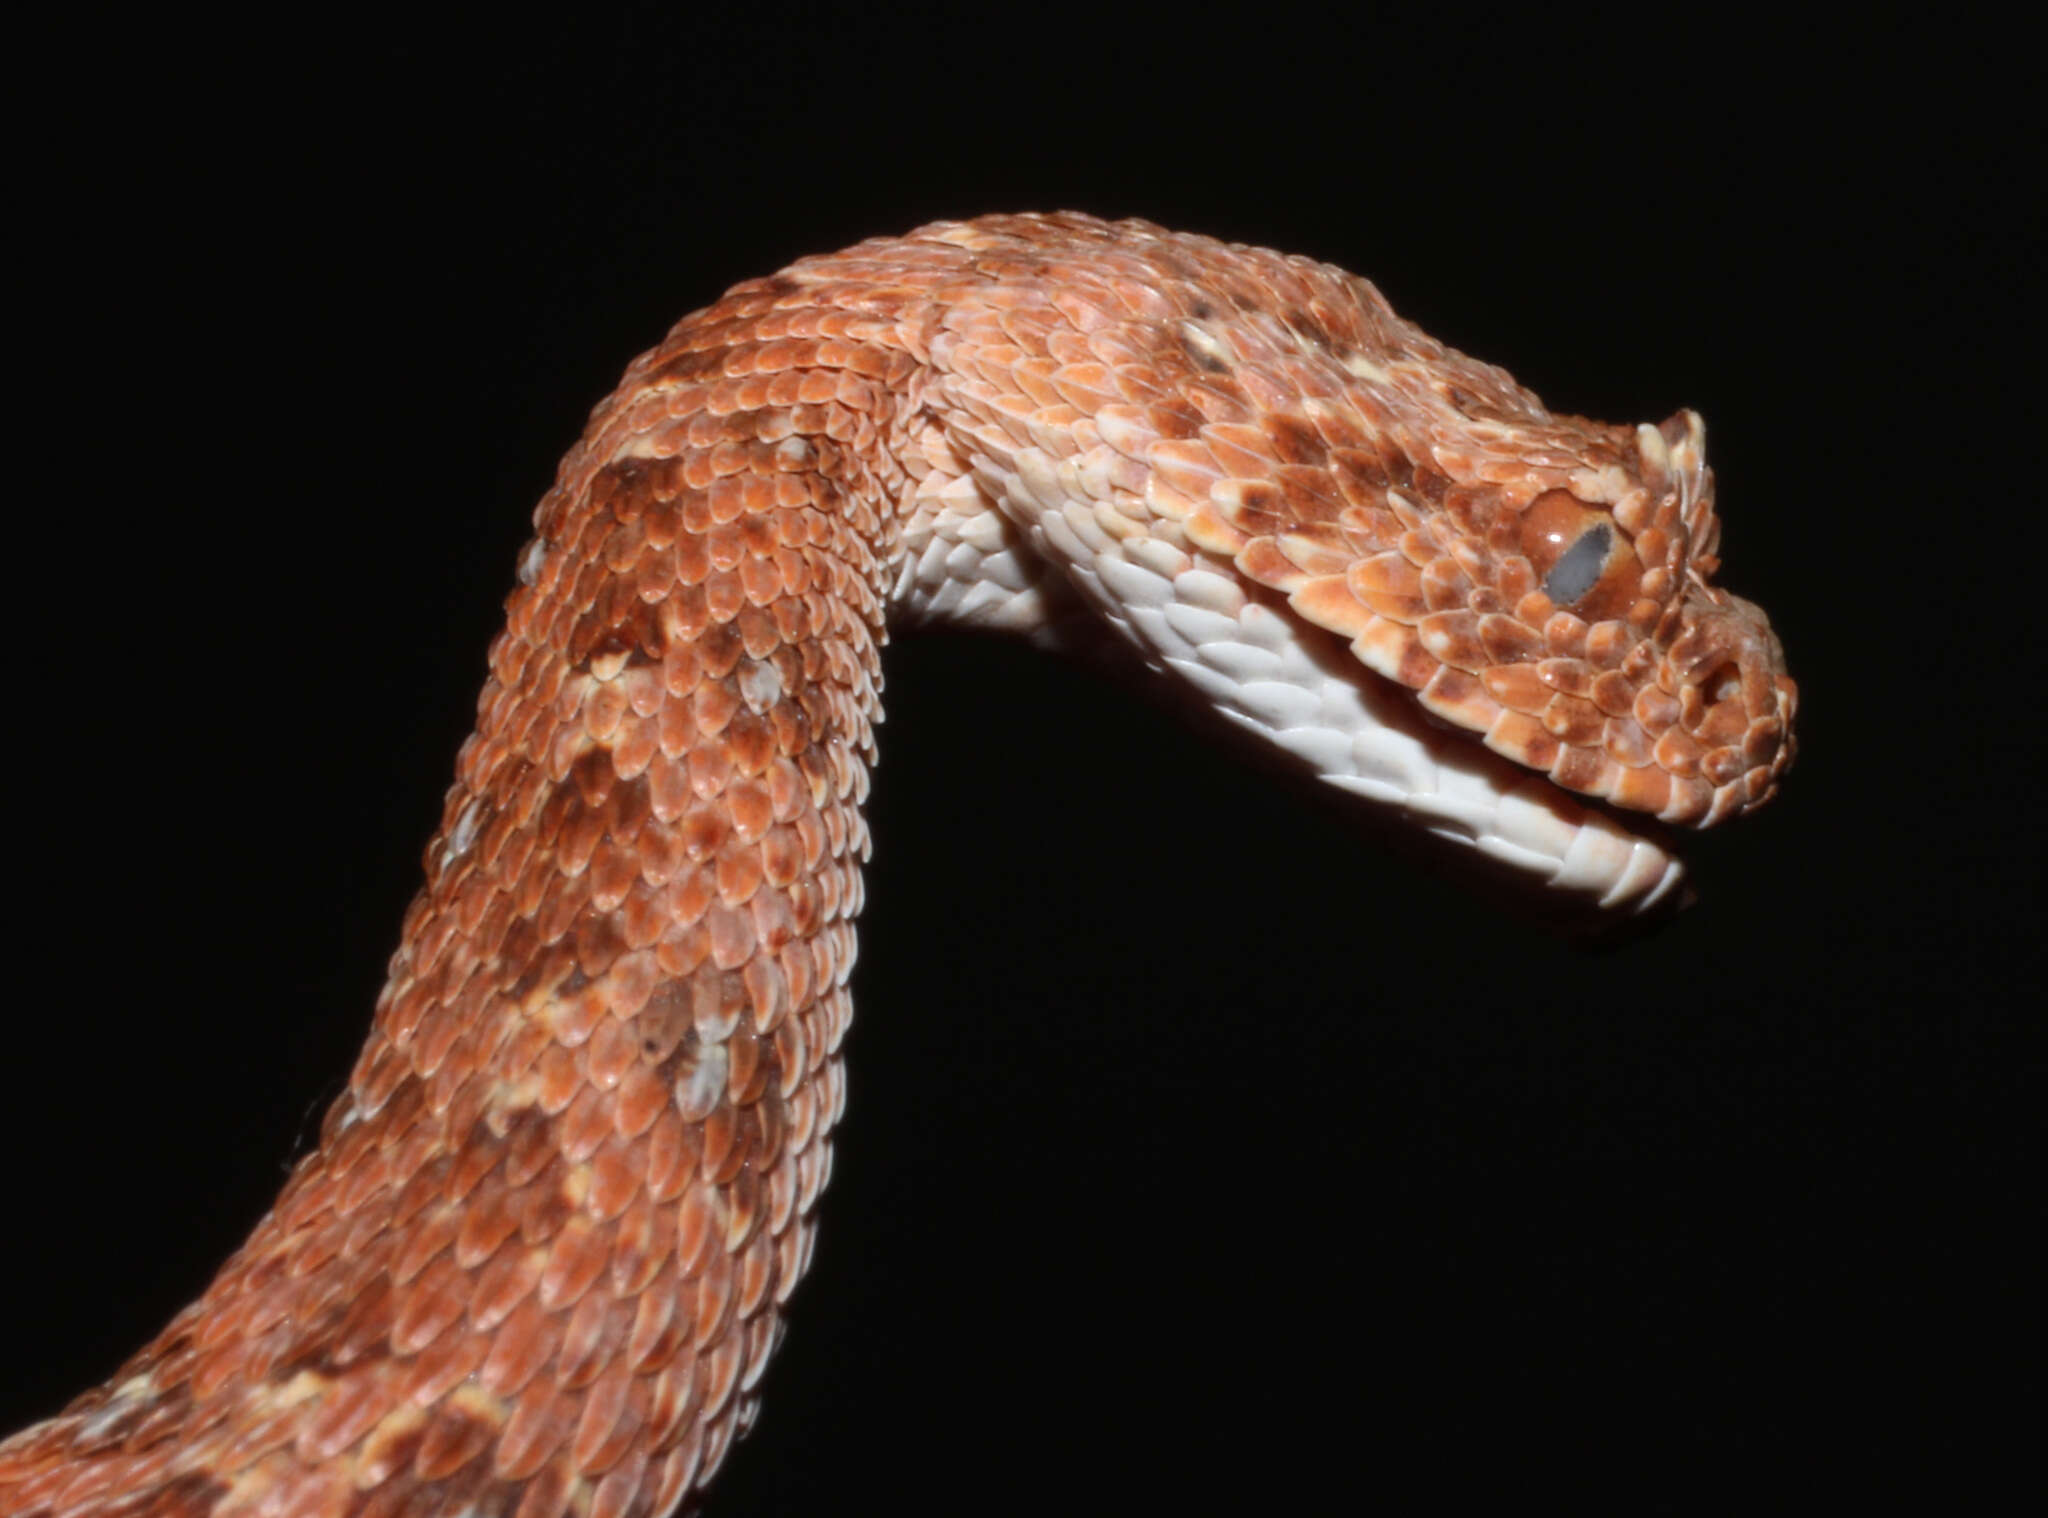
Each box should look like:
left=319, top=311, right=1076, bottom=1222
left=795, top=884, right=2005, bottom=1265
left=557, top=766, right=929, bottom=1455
left=0, top=213, right=1794, bottom=1517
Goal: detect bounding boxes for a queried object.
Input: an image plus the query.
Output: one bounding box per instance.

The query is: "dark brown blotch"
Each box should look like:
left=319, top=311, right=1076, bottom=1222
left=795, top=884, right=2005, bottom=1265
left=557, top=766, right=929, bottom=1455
left=275, top=1272, right=395, bottom=1381
left=1267, top=413, right=1329, bottom=468
left=569, top=748, right=615, bottom=808
left=1229, top=480, right=1292, bottom=536
left=1287, top=306, right=1336, bottom=352
left=571, top=910, right=628, bottom=981
left=131, top=1471, right=231, bottom=1518
left=646, top=345, right=730, bottom=386
left=1331, top=447, right=1390, bottom=495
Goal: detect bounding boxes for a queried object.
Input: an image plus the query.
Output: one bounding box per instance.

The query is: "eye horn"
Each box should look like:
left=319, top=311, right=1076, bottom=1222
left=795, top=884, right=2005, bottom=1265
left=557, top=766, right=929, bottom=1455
left=1518, top=490, right=1643, bottom=622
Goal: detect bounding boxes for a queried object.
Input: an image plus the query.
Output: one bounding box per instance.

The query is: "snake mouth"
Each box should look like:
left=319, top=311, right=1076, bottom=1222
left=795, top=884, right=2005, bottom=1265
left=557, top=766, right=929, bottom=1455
left=1341, top=670, right=1696, bottom=922
left=1237, top=671, right=1696, bottom=936
left=1104, top=572, right=1700, bottom=925
left=1023, top=549, right=1707, bottom=925
left=1319, top=538, right=1797, bottom=842
left=1376, top=582, right=1795, bottom=927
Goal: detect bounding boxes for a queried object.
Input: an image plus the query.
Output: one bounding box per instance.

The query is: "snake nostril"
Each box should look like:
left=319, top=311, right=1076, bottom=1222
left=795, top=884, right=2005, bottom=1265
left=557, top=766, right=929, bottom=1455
left=1701, top=661, right=1742, bottom=706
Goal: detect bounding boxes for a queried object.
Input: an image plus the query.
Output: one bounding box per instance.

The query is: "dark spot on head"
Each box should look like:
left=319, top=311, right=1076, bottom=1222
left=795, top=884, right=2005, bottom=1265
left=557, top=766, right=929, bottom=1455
left=1267, top=414, right=1329, bottom=467
left=1332, top=448, right=1389, bottom=493
left=595, top=457, right=648, bottom=504
left=503, top=1104, right=554, bottom=1184
left=610, top=771, right=652, bottom=835
left=1443, top=384, right=1506, bottom=423
left=359, top=1422, right=426, bottom=1489
left=577, top=628, right=634, bottom=672
left=520, top=1169, right=576, bottom=1243
left=1230, top=480, right=1290, bottom=535
left=569, top=747, right=615, bottom=807
left=277, top=1272, right=395, bottom=1378
left=698, top=621, right=744, bottom=676
left=1380, top=449, right=1415, bottom=489
left=1189, top=298, right=1216, bottom=320
left=631, top=600, right=668, bottom=662
left=1277, top=469, right=1335, bottom=518
left=1288, top=307, right=1333, bottom=350
left=1213, top=275, right=1262, bottom=313
left=647, top=345, right=728, bottom=386
left=1443, top=485, right=1494, bottom=535
left=572, top=908, right=629, bottom=981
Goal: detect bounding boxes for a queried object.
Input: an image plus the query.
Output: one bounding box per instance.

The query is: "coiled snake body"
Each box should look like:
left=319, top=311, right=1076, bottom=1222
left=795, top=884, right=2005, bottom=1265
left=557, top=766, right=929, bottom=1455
left=0, top=214, right=1794, bottom=1517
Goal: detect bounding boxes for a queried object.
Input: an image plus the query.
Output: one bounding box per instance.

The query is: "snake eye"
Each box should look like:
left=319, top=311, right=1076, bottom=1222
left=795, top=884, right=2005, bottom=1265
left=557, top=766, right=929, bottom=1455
left=1544, top=522, right=1612, bottom=605
left=1519, top=490, right=1643, bottom=622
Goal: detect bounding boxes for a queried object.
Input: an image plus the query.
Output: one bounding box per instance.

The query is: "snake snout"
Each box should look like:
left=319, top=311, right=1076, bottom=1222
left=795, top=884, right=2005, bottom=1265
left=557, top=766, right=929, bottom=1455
left=1667, top=584, right=1796, bottom=825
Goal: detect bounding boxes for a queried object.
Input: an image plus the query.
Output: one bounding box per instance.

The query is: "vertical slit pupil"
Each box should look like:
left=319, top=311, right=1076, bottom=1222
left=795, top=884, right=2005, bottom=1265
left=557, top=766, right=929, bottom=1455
left=1541, top=523, right=1612, bottom=606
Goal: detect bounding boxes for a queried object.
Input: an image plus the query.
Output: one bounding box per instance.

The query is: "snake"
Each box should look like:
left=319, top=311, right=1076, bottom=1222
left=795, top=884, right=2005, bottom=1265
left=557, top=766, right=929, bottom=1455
left=0, top=212, right=1794, bottom=1517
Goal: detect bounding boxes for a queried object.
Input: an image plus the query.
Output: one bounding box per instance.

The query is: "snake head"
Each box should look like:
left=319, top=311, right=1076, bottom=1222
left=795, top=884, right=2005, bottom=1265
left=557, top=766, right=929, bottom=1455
left=1163, top=282, right=1798, bottom=916
left=1206, top=383, right=1797, bottom=834
left=917, top=216, right=1796, bottom=913
left=1418, top=408, right=1799, bottom=829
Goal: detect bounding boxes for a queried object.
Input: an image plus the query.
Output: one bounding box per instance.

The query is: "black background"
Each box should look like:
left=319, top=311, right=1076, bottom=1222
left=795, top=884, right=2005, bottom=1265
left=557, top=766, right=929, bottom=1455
left=4, top=9, right=2034, bottom=1513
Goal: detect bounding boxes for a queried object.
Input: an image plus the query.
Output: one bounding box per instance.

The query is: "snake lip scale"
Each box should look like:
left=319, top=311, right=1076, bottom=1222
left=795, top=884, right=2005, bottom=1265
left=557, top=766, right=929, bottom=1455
left=0, top=213, right=1793, bottom=1517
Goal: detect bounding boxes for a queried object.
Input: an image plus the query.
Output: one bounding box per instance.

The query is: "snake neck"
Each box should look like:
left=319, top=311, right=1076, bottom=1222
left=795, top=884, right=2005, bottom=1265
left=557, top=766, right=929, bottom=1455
left=3, top=238, right=944, bottom=1518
